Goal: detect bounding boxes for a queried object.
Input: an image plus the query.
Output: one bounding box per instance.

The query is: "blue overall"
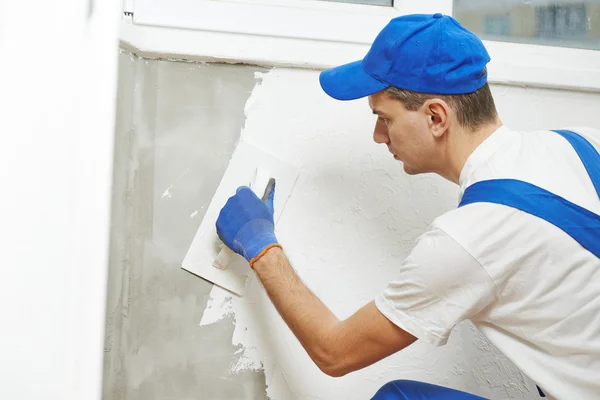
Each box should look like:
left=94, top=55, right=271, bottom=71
left=372, top=130, right=600, bottom=400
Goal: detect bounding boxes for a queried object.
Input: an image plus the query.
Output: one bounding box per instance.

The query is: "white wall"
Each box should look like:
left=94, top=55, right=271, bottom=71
left=200, top=67, right=600, bottom=399
left=0, top=0, right=120, bottom=399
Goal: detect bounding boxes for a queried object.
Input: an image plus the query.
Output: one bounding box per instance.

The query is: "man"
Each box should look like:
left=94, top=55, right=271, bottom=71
left=216, top=13, right=600, bottom=400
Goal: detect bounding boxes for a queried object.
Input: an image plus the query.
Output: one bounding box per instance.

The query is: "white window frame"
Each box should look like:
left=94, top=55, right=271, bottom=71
left=120, top=0, right=600, bottom=92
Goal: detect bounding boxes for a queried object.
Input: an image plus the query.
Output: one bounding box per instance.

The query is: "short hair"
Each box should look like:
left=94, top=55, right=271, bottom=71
left=385, top=80, right=498, bottom=131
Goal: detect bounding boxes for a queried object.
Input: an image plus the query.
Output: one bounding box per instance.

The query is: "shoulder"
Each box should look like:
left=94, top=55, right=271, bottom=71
left=398, top=222, right=496, bottom=298
left=432, top=202, right=526, bottom=263
left=407, top=223, right=474, bottom=268
left=376, top=222, right=497, bottom=346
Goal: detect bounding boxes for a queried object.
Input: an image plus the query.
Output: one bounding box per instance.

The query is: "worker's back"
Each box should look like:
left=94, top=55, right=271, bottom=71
left=437, top=126, right=600, bottom=399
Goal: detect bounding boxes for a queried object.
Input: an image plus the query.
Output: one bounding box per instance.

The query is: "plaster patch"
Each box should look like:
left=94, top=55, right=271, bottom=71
left=161, top=187, right=172, bottom=198
left=160, top=169, right=190, bottom=199
left=239, top=71, right=268, bottom=142
left=199, top=293, right=234, bottom=326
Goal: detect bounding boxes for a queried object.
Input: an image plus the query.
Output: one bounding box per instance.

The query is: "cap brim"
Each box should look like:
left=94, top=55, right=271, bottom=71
left=319, top=60, right=388, bottom=101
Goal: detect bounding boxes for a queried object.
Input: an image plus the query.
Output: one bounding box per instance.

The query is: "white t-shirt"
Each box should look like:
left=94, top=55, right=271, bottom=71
left=376, top=125, right=600, bottom=400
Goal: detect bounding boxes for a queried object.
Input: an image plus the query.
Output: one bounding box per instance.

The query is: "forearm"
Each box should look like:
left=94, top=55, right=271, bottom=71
left=216, top=185, right=416, bottom=377
left=252, top=246, right=341, bottom=372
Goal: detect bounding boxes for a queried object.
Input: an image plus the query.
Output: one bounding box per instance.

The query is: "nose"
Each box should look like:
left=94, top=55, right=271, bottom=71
left=373, top=118, right=390, bottom=145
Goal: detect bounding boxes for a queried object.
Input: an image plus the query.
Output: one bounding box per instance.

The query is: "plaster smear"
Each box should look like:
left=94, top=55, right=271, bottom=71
left=199, top=68, right=538, bottom=400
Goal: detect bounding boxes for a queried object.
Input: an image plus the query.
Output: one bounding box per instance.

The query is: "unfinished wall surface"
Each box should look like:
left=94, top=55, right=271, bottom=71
left=103, top=51, right=268, bottom=400
left=104, top=50, right=600, bottom=400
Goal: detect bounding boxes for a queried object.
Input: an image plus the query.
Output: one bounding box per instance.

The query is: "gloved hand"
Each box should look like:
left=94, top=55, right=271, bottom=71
left=216, top=183, right=281, bottom=267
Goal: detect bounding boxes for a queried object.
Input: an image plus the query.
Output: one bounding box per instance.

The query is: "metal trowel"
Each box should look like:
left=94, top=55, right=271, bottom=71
left=181, top=140, right=299, bottom=296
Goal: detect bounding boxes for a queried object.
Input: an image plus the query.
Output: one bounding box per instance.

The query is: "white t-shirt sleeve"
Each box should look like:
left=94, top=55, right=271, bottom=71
left=375, top=225, right=497, bottom=346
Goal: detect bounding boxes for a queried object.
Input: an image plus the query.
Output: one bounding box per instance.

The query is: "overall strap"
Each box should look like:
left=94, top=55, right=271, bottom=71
left=458, top=129, right=600, bottom=259
left=459, top=179, right=600, bottom=258
left=551, top=130, right=600, bottom=199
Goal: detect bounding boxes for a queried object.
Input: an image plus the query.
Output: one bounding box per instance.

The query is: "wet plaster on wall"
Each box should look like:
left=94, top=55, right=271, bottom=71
left=102, top=51, right=269, bottom=400
left=202, top=69, right=599, bottom=400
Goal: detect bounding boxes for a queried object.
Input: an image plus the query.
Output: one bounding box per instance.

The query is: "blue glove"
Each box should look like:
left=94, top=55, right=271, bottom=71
left=216, top=183, right=280, bottom=266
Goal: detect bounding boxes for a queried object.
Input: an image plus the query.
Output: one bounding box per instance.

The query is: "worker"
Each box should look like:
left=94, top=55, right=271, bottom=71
left=215, top=13, right=600, bottom=400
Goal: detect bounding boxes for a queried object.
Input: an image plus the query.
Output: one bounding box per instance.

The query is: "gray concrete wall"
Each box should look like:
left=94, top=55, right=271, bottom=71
left=103, top=51, right=269, bottom=400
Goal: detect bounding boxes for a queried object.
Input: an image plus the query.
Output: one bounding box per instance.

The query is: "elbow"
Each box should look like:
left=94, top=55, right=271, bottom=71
left=320, top=364, right=349, bottom=378
left=312, top=348, right=351, bottom=378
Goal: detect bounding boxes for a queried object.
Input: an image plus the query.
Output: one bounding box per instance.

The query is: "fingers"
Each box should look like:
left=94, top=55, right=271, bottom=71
left=236, top=185, right=251, bottom=194
left=230, top=183, right=275, bottom=211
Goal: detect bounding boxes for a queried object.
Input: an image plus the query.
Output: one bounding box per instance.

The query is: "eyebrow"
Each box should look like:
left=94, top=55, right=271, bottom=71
left=372, top=109, right=388, bottom=117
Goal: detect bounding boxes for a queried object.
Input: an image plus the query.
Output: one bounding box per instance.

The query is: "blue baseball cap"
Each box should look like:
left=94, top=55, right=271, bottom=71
left=319, top=13, right=490, bottom=100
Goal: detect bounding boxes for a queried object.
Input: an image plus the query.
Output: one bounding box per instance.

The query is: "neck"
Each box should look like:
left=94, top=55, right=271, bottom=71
left=439, top=118, right=503, bottom=184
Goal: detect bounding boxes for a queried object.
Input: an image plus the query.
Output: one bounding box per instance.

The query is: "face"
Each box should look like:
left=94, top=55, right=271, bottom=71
left=368, top=91, right=444, bottom=175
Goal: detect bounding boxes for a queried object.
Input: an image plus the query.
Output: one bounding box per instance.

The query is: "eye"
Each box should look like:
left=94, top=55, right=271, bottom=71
left=379, top=116, right=390, bottom=125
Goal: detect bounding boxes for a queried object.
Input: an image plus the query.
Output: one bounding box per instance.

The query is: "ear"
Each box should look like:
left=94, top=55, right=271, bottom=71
left=423, top=99, right=450, bottom=138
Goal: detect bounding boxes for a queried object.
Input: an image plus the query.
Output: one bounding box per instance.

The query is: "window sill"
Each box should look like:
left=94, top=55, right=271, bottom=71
left=119, top=0, right=600, bottom=93
left=119, top=17, right=372, bottom=69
